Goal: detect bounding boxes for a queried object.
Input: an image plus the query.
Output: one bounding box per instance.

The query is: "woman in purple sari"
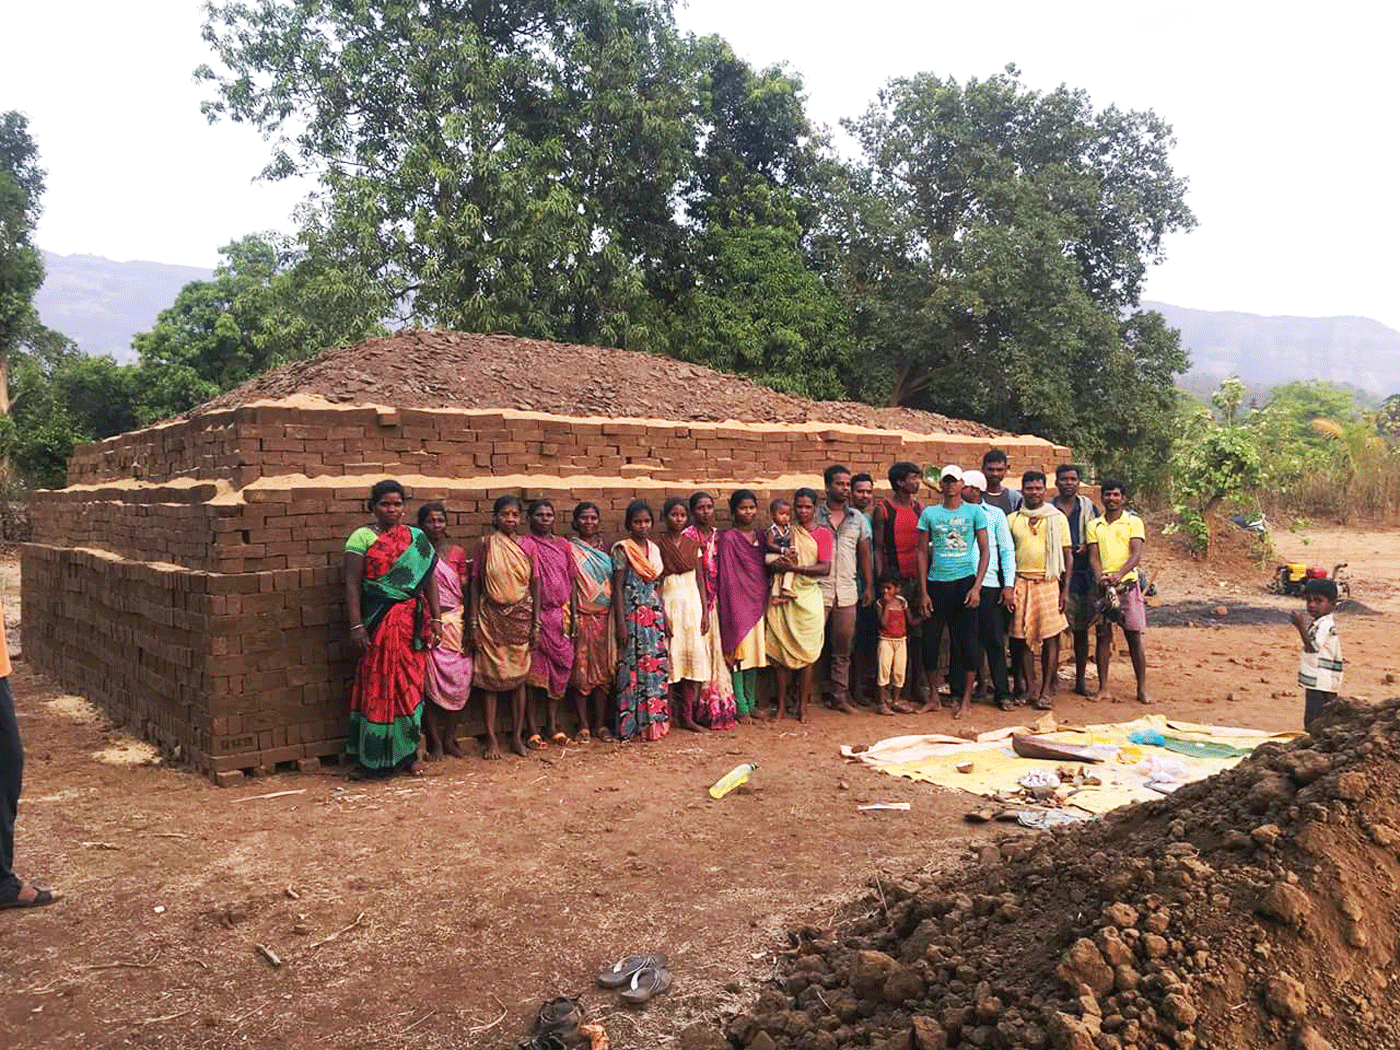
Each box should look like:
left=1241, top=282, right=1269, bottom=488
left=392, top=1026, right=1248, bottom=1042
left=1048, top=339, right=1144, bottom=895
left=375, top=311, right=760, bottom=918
left=521, top=500, right=577, bottom=746
left=716, top=489, right=779, bottom=723
left=418, top=502, right=473, bottom=759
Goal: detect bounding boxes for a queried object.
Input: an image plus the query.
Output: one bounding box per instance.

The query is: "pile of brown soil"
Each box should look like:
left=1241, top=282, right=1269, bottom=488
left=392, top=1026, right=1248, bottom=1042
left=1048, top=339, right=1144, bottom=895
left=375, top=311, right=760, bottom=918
left=200, top=330, right=1004, bottom=436
left=720, top=697, right=1400, bottom=1050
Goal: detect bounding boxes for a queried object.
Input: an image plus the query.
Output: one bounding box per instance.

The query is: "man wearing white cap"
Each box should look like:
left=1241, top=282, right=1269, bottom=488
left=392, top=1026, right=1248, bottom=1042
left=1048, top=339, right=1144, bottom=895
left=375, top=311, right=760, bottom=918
left=961, top=470, right=1016, bottom=710
left=916, top=465, right=990, bottom=719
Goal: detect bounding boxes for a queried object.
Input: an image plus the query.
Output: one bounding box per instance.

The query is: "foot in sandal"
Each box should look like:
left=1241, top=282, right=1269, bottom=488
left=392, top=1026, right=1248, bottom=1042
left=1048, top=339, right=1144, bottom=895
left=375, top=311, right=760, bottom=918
left=0, top=882, right=62, bottom=911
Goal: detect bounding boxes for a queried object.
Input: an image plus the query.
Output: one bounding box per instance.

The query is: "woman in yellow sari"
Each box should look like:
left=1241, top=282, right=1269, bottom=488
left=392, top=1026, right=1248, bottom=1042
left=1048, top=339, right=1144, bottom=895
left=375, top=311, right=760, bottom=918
left=765, top=488, right=832, bottom=722
left=468, top=495, right=540, bottom=759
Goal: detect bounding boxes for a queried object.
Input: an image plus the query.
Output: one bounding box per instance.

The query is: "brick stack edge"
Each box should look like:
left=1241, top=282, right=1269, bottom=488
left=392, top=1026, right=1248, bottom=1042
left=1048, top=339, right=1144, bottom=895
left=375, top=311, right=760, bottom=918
left=23, top=402, right=1070, bottom=781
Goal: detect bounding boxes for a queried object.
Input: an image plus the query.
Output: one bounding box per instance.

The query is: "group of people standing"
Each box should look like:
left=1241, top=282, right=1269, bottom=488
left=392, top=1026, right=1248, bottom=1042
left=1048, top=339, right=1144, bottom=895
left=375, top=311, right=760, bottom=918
left=341, top=453, right=1150, bottom=777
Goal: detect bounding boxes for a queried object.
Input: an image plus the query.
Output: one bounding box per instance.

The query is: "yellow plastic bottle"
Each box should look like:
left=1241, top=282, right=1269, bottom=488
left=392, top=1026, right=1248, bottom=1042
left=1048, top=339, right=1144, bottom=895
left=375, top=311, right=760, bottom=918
left=708, top=762, right=758, bottom=799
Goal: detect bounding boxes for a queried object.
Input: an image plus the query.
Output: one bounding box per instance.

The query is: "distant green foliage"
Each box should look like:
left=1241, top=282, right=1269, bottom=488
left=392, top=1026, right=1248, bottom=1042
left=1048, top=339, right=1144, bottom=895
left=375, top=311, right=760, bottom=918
left=1170, top=423, right=1263, bottom=554
left=0, top=324, right=140, bottom=489
left=132, top=234, right=386, bottom=422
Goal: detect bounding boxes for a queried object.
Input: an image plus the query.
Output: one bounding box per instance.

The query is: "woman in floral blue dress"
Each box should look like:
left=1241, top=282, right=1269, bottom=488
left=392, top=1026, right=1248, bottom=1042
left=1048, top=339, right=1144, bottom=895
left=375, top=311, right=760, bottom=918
left=612, top=500, right=671, bottom=741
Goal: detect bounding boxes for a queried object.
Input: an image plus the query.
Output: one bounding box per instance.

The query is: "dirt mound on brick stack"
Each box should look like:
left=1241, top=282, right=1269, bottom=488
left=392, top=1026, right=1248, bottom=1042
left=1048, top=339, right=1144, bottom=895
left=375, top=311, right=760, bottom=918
left=723, top=697, right=1400, bottom=1050
left=200, top=330, right=1004, bottom=436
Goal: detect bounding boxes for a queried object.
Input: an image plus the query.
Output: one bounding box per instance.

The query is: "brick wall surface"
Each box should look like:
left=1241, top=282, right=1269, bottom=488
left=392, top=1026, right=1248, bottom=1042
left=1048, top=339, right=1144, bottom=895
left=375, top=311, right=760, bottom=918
left=31, top=400, right=1073, bottom=780
left=67, top=405, right=1068, bottom=489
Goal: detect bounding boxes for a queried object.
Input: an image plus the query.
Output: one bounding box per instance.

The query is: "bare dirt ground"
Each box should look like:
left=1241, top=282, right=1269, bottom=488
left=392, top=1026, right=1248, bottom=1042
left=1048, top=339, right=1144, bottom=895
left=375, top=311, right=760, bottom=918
left=2, top=524, right=1395, bottom=1050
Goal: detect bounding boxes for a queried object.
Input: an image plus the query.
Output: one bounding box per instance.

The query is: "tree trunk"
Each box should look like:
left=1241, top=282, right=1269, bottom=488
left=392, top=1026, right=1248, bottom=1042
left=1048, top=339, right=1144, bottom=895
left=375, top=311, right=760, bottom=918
left=0, top=353, right=8, bottom=415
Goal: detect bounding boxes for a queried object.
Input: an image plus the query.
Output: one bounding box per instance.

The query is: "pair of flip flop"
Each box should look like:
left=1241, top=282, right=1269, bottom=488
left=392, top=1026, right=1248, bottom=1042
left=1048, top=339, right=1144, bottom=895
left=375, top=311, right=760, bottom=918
left=596, top=951, right=672, bottom=1006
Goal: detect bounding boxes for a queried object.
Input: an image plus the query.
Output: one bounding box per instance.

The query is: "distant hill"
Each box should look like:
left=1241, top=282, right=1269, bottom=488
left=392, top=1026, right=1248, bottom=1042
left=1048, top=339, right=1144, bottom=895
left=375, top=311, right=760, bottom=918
left=30, top=252, right=1400, bottom=398
left=33, top=251, right=213, bottom=362
left=1145, top=300, right=1400, bottom=398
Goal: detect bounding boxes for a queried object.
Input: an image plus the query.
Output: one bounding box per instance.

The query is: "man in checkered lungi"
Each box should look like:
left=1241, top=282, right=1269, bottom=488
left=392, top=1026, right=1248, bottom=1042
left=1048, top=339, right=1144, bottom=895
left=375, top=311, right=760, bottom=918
left=1007, top=472, right=1072, bottom=711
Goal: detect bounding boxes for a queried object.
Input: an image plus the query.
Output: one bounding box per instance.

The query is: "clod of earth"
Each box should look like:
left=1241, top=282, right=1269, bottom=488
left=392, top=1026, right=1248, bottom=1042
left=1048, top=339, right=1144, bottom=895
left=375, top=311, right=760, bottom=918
left=716, top=694, right=1400, bottom=1050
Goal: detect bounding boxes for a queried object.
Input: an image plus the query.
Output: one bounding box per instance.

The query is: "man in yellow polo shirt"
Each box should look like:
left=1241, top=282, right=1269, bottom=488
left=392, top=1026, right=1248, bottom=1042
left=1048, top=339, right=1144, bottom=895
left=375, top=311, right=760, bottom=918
left=1086, top=478, right=1149, bottom=705
left=1, top=598, right=61, bottom=911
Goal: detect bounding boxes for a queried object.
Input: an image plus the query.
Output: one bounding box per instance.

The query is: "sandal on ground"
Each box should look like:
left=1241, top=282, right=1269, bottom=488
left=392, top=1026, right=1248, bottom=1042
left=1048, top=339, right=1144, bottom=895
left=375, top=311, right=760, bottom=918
left=526, top=734, right=548, bottom=751
left=997, top=696, right=1018, bottom=712
left=576, top=729, right=592, bottom=744
left=536, top=996, right=584, bottom=1040
left=595, top=728, right=617, bottom=743
left=620, top=966, right=673, bottom=1006
left=1032, top=696, right=1055, bottom=711
left=597, top=951, right=669, bottom=988
left=550, top=732, right=572, bottom=746
left=0, top=884, right=62, bottom=911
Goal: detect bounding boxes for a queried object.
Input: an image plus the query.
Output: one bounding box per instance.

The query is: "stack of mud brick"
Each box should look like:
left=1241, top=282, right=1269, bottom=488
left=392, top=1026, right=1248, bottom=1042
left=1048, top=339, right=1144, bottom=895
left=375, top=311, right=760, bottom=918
left=25, top=399, right=1069, bottom=783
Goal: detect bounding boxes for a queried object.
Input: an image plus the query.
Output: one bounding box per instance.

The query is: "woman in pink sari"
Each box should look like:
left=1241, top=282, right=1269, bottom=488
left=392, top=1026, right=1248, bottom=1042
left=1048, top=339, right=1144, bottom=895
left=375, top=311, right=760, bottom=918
left=683, top=491, right=737, bottom=730
left=521, top=500, right=577, bottom=747
left=418, top=502, right=473, bottom=759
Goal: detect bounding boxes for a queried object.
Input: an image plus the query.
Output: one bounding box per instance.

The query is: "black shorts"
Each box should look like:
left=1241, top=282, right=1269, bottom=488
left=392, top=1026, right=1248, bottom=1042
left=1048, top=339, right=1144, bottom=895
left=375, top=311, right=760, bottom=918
left=922, top=576, right=979, bottom=677
left=1304, top=689, right=1336, bottom=730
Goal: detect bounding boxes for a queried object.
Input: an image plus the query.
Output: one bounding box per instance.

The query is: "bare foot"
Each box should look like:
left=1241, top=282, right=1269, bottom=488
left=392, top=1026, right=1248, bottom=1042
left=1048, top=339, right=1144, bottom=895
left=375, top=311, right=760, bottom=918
left=737, top=713, right=753, bottom=725
left=512, top=734, right=528, bottom=758
left=913, top=702, right=938, bottom=714
left=1091, top=691, right=1111, bottom=704
left=680, top=718, right=703, bottom=733
left=796, top=707, right=808, bottom=723
left=1136, top=692, right=1154, bottom=705
left=875, top=703, right=895, bottom=716
left=424, top=746, right=443, bottom=762
left=891, top=702, right=915, bottom=714
left=444, top=738, right=466, bottom=759
left=1074, top=681, right=1091, bottom=697
left=835, top=701, right=857, bottom=715
left=953, top=699, right=971, bottom=720
left=595, top=727, right=617, bottom=743
left=1032, top=694, right=1054, bottom=711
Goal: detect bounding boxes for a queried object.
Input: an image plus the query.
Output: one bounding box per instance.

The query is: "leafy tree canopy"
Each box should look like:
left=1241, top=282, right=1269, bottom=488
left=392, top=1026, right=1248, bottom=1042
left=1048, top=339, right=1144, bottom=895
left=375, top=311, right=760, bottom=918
left=824, top=66, right=1194, bottom=462
left=195, top=0, right=857, bottom=389
left=0, top=110, right=46, bottom=409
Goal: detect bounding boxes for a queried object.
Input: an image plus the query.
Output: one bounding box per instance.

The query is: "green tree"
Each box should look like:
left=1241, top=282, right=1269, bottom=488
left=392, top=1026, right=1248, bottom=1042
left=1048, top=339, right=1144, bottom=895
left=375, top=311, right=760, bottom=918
left=1210, top=374, right=1246, bottom=425
left=825, top=66, right=1194, bottom=468
left=0, top=111, right=46, bottom=415
left=198, top=0, right=694, bottom=348
left=132, top=233, right=385, bottom=421
left=1170, top=425, right=1263, bottom=553
left=196, top=2, right=859, bottom=389
left=1, top=323, right=142, bottom=489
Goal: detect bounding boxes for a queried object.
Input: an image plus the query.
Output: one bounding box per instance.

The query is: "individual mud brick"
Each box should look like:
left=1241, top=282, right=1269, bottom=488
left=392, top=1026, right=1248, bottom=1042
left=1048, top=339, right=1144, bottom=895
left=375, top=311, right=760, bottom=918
left=214, top=770, right=246, bottom=787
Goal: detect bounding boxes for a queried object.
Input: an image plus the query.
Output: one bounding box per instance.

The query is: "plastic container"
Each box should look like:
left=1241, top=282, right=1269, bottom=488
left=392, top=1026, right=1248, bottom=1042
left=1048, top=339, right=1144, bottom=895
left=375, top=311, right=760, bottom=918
left=708, top=762, right=758, bottom=799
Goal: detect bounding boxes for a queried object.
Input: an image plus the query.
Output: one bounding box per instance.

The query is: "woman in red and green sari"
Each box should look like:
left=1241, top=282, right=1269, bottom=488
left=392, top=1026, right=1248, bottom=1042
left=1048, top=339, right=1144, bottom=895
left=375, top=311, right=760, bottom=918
left=343, top=480, right=442, bottom=778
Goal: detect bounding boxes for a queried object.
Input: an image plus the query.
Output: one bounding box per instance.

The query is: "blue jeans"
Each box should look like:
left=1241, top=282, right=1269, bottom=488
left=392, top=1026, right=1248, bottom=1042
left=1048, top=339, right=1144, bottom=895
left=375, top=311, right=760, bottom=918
left=0, top=676, right=20, bottom=901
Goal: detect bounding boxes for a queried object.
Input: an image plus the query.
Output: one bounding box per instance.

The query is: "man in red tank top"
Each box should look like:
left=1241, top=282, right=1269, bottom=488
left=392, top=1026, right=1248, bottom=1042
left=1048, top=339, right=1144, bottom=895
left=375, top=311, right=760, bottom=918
left=870, top=461, right=928, bottom=703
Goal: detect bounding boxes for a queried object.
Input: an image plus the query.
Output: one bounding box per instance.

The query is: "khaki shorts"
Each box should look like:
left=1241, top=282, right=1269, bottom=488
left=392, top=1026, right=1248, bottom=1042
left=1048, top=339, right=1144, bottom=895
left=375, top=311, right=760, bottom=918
left=878, top=636, right=907, bottom=688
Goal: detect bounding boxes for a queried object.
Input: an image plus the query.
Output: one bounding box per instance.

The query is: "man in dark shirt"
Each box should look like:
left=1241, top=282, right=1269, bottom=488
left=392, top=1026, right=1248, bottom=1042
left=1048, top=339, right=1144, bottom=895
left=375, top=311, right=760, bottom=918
left=1053, top=464, right=1100, bottom=696
left=981, top=449, right=1024, bottom=516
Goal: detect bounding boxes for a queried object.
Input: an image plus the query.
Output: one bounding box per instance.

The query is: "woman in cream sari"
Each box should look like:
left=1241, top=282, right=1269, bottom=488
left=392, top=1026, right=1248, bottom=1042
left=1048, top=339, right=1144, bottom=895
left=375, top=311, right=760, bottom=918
left=765, top=488, right=832, bottom=722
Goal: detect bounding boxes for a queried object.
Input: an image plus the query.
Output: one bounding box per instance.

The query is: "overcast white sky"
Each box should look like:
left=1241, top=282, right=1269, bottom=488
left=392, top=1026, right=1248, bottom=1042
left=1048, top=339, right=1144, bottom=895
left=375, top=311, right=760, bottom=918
left=4, top=1, right=1397, bottom=327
